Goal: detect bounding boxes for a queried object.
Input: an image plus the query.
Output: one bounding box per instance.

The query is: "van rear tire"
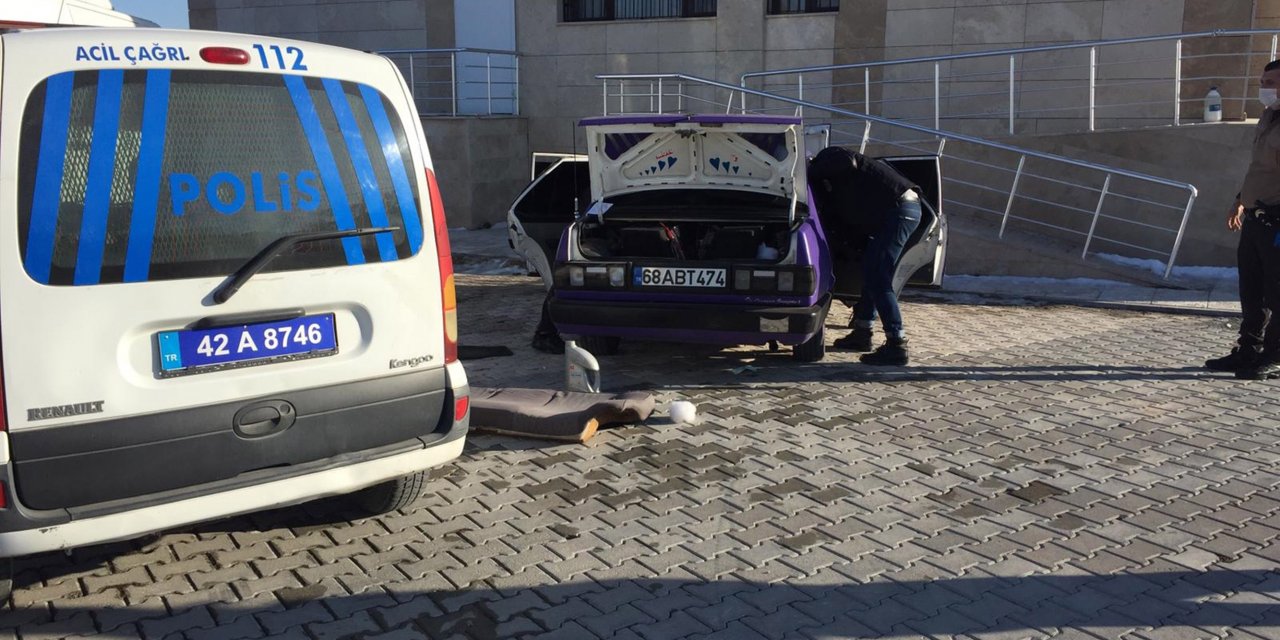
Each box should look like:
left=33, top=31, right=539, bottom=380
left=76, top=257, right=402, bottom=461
left=793, top=328, right=825, bottom=363
left=352, top=471, right=427, bottom=515
left=579, top=335, right=621, bottom=356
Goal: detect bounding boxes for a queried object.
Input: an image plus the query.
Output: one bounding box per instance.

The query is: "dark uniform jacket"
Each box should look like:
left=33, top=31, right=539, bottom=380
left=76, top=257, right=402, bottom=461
left=807, top=147, right=918, bottom=242
left=1242, top=108, right=1280, bottom=210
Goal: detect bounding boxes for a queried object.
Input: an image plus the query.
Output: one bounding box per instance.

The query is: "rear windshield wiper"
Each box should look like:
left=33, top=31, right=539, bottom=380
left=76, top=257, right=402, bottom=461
left=211, top=226, right=401, bottom=305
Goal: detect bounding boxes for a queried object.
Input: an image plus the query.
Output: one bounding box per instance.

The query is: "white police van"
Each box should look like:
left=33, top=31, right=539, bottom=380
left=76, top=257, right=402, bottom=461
left=0, top=27, right=469, bottom=595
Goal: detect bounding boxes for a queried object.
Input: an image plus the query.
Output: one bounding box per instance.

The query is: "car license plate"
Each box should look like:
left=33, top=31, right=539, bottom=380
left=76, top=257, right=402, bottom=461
left=157, top=313, right=337, bottom=377
left=634, top=267, right=726, bottom=288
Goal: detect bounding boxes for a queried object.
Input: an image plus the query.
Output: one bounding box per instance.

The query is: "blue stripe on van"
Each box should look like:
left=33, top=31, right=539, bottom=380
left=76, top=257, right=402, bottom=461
left=74, top=69, right=125, bottom=286
left=282, top=75, right=364, bottom=265
left=322, top=79, right=398, bottom=262
left=25, top=72, right=75, bottom=285
left=123, top=70, right=172, bottom=283
left=358, top=83, right=423, bottom=256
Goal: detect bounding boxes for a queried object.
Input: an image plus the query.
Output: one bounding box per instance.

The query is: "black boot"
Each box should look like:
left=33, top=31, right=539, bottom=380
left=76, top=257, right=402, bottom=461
left=1205, top=345, right=1260, bottom=372
left=833, top=327, right=873, bottom=351
left=1236, top=350, right=1280, bottom=380
left=860, top=337, right=909, bottom=366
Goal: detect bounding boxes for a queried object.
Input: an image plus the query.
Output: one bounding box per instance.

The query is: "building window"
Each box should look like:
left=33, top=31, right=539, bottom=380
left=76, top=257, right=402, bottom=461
left=563, top=0, right=717, bottom=22
left=767, top=0, right=838, bottom=14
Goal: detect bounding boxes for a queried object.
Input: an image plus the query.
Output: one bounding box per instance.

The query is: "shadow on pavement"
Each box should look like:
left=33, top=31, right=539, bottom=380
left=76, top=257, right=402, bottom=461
left=3, top=569, right=1278, bottom=638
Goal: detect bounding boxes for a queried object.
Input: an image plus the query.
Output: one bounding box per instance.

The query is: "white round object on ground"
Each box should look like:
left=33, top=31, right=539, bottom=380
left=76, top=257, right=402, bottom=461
left=669, top=400, right=698, bottom=424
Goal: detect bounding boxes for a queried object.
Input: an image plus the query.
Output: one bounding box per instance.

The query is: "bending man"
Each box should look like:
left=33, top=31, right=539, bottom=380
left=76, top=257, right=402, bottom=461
left=809, top=147, right=922, bottom=366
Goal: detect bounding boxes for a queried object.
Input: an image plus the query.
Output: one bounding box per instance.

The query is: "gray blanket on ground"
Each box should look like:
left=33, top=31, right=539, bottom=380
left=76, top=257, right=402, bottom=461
left=469, top=387, right=656, bottom=442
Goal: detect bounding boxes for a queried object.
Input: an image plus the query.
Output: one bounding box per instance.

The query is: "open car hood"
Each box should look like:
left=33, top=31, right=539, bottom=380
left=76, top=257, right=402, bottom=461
left=579, top=114, right=808, bottom=219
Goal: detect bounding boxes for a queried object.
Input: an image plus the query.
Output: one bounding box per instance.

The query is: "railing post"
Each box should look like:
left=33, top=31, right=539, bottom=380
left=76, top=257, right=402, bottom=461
left=798, top=75, right=804, bottom=119
left=450, top=52, right=457, bottom=117
left=407, top=54, right=416, bottom=114
left=1088, top=46, right=1096, bottom=131
left=1008, top=55, right=1016, bottom=135
left=864, top=67, right=871, bottom=114
left=1082, top=174, right=1112, bottom=258
left=1173, top=39, right=1182, bottom=126
left=1272, top=34, right=1278, bottom=61
left=513, top=55, right=520, bottom=115
left=859, top=121, right=871, bottom=154
left=658, top=77, right=663, bottom=114
left=933, top=61, right=941, bottom=130
left=680, top=82, right=685, bottom=113
left=1165, top=191, right=1198, bottom=279
left=486, top=53, right=493, bottom=115
left=602, top=79, right=608, bottom=115
left=1000, top=155, right=1027, bottom=238
left=649, top=82, right=655, bottom=113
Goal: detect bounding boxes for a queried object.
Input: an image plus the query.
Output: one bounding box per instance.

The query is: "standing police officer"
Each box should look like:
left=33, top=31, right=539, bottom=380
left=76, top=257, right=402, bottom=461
left=1206, top=59, right=1280, bottom=379
left=809, top=147, right=922, bottom=366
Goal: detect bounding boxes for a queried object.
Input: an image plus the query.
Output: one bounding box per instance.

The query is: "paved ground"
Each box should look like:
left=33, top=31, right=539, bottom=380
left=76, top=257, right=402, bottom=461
left=3, top=273, right=1280, bottom=640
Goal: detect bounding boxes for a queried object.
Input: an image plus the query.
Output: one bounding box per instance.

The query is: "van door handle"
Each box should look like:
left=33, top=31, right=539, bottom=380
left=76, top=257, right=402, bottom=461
left=233, top=401, right=297, bottom=438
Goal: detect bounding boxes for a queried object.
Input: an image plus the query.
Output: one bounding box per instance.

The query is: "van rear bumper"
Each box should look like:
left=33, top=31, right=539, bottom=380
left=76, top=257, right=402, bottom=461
left=0, top=435, right=464, bottom=557
left=0, top=361, right=469, bottom=557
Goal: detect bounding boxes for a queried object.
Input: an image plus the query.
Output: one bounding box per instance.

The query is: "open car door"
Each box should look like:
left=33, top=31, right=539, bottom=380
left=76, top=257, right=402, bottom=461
left=507, top=156, right=590, bottom=287
left=830, top=154, right=946, bottom=302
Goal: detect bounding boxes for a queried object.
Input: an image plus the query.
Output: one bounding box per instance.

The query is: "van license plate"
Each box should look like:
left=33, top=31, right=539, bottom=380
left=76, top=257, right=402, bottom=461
left=157, top=314, right=338, bottom=376
left=634, top=267, right=726, bottom=288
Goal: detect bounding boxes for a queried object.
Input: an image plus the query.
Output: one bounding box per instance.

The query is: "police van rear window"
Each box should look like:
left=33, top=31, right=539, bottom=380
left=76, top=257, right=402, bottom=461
left=18, top=69, right=425, bottom=286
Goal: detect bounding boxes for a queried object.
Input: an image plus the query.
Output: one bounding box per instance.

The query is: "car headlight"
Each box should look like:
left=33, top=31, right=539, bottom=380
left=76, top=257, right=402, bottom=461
left=569, top=266, right=585, bottom=287
left=608, top=265, right=626, bottom=287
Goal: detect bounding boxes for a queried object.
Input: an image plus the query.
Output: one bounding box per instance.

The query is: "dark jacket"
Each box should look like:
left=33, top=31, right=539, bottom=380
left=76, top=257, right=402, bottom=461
left=807, top=147, right=918, bottom=241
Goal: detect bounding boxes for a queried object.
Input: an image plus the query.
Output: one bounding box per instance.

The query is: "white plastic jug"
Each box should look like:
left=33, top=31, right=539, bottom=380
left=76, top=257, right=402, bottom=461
left=564, top=340, right=601, bottom=393
left=1204, top=86, right=1223, bottom=123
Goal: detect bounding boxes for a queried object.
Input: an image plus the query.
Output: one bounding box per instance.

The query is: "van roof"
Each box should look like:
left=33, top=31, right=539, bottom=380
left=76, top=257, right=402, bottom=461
left=0, top=26, right=384, bottom=62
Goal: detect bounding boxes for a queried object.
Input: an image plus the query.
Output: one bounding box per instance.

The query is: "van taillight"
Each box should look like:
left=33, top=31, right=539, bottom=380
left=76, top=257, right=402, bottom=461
left=426, top=168, right=458, bottom=364
left=200, top=47, right=251, bottom=65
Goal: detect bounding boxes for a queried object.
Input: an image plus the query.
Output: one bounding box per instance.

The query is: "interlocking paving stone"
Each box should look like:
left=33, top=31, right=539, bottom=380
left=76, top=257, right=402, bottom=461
left=4, top=275, right=1280, bottom=639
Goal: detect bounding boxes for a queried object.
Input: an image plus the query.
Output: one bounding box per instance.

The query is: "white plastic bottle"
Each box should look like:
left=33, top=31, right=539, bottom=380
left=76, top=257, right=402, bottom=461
left=564, top=340, right=601, bottom=393
left=1204, top=86, right=1223, bottom=123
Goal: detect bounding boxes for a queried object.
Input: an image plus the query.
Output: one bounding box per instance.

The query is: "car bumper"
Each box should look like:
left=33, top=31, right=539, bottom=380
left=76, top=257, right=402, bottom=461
left=550, top=294, right=831, bottom=346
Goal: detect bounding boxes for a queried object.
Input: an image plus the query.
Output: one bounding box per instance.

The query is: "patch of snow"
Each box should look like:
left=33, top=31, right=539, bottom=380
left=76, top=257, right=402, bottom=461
left=946, top=275, right=1132, bottom=288
left=1095, top=253, right=1236, bottom=281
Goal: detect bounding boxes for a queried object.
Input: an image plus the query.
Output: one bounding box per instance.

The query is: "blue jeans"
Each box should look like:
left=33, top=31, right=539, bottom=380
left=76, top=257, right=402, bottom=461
left=853, top=199, right=922, bottom=339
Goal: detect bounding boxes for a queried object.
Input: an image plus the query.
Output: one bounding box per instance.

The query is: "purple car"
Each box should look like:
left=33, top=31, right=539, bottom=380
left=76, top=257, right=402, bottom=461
left=506, top=114, right=946, bottom=362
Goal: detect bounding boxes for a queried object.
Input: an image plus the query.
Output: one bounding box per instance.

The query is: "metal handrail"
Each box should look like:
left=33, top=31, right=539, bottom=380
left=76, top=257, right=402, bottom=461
left=597, top=72, right=1199, bottom=278
left=376, top=48, right=519, bottom=117
left=377, top=47, right=519, bottom=56
left=740, top=28, right=1280, bottom=136
left=741, top=29, right=1280, bottom=81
